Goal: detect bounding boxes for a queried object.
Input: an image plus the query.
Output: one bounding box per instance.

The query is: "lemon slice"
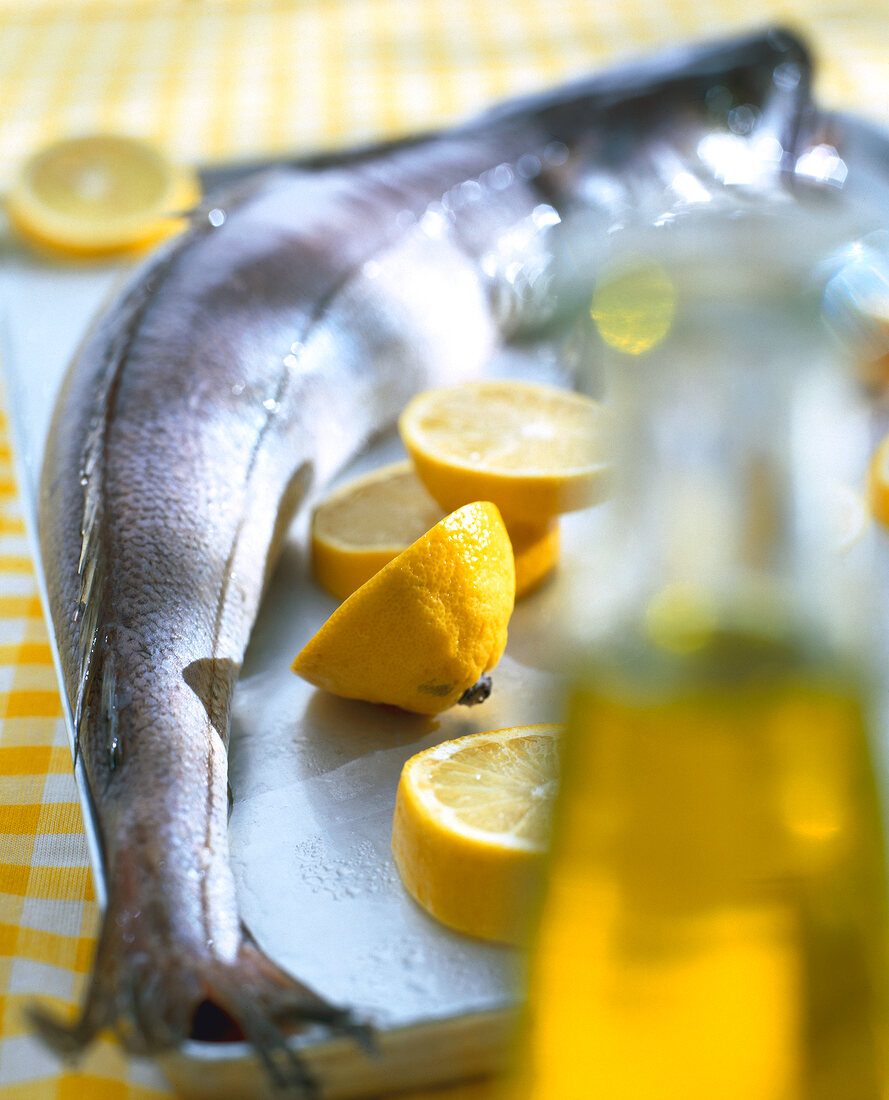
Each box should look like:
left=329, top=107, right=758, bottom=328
left=311, top=461, right=559, bottom=601
left=293, top=501, right=515, bottom=715
left=6, top=134, right=200, bottom=257
left=392, top=724, right=563, bottom=943
left=399, top=380, right=609, bottom=525
left=311, top=461, right=446, bottom=602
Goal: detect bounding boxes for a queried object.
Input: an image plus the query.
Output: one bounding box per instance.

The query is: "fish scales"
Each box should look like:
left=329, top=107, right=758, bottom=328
left=35, top=29, right=811, bottom=1092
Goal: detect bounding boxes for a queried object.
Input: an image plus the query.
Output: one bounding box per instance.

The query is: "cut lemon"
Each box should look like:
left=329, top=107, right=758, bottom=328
left=392, top=724, right=563, bottom=943
left=311, top=461, right=446, bottom=602
left=311, top=461, right=559, bottom=601
left=292, top=501, right=515, bottom=715
left=6, top=134, right=200, bottom=257
left=509, top=518, right=560, bottom=598
left=399, top=380, right=609, bottom=525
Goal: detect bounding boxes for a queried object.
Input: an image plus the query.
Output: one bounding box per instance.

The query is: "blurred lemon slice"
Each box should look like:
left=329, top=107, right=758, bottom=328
left=6, top=134, right=200, bottom=257
left=293, top=501, right=515, bottom=715
left=398, top=380, right=609, bottom=525
left=311, top=461, right=559, bottom=601
left=868, top=434, right=889, bottom=533
left=392, top=724, right=563, bottom=943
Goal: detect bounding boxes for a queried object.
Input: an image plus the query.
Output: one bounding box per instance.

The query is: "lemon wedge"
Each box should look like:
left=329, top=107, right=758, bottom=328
left=392, top=724, right=563, bottom=943
left=398, top=380, right=609, bottom=525
left=311, top=461, right=559, bottom=601
left=293, top=501, right=515, bottom=715
left=6, top=134, right=200, bottom=257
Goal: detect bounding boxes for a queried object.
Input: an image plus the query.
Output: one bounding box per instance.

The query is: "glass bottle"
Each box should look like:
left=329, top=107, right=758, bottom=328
left=510, top=207, right=889, bottom=1100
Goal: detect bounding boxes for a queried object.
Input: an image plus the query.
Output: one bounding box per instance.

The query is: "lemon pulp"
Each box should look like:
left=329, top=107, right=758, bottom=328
left=7, top=134, right=200, bottom=256
left=311, top=462, right=445, bottom=601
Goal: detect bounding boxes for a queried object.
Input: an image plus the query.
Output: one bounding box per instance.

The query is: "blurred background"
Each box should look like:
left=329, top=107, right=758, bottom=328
left=0, top=0, right=886, bottom=188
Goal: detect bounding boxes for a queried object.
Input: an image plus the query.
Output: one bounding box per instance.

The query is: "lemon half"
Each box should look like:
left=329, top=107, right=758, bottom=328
left=311, top=461, right=559, bottom=601
left=399, top=380, right=609, bottom=525
left=310, top=462, right=446, bottom=602
left=392, top=724, right=563, bottom=943
left=7, top=134, right=200, bottom=257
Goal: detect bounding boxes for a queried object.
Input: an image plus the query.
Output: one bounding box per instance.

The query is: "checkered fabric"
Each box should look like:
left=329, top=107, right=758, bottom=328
left=0, top=0, right=886, bottom=192
left=0, top=0, right=885, bottom=1096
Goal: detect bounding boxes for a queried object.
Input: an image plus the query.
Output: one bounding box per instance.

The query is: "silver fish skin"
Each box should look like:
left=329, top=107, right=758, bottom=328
left=35, top=28, right=811, bottom=1091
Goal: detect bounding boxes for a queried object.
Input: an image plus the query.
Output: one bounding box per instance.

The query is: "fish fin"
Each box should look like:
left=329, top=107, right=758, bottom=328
left=182, top=657, right=241, bottom=744
left=29, top=882, right=369, bottom=1095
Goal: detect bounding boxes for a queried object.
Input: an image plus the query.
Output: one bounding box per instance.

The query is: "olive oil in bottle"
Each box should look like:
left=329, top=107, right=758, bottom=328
left=514, top=212, right=889, bottom=1099
left=525, top=636, right=888, bottom=1099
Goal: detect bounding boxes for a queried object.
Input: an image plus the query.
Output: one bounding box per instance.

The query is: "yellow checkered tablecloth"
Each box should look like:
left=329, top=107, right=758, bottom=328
left=0, top=0, right=886, bottom=1096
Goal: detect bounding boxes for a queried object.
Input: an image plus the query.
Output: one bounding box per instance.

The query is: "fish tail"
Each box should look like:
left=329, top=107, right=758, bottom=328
left=27, top=991, right=106, bottom=1057
left=209, top=935, right=374, bottom=1094
left=27, top=899, right=130, bottom=1056
left=29, top=892, right=370, bottom=1096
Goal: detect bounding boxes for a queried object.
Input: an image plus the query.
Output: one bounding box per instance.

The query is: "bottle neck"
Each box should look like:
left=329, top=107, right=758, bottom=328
left=571, top=214, right=876, bottom=668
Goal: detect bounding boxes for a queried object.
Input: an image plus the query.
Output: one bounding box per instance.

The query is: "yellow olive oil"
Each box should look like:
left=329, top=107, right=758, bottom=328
left=508, top=205, right=889, bottom=1100
left=514, top=635, right=889, bottom=1099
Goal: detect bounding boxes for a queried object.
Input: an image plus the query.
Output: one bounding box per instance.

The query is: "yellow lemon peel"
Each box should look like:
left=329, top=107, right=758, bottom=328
left=392, top=724, right=563, bottom=943
left=311, top=461, right=558, bottom=601
left=293, top=501, right=515, bottom=715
